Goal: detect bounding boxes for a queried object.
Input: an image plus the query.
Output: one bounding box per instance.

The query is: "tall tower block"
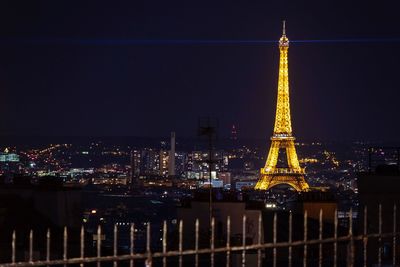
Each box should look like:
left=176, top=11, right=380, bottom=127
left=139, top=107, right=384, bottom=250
left=255, top=22, right=310, bottom=191
left=130, top=150, right=140, bottom=188
left=168, top=132, right=176, bottom=177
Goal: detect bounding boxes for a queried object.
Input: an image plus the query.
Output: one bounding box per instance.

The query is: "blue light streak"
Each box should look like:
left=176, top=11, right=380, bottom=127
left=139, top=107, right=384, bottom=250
left=0, top=38, right=400, bottom=46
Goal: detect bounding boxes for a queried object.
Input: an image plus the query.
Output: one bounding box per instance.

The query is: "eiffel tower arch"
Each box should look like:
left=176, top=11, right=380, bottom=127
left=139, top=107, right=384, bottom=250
left=255, top=21, right=310, bottom=192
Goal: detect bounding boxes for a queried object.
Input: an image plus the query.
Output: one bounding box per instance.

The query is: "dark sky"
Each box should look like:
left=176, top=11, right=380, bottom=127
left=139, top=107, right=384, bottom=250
left=0, top=0, right=399, bottom=141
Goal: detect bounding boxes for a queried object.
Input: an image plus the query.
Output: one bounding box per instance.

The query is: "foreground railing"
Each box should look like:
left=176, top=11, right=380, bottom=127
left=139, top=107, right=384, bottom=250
left=0, top=204, right=398, bottom=267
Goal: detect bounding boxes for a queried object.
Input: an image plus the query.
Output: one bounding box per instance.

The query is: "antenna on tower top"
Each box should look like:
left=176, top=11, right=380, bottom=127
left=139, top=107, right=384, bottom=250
left=282, top=20, right=286, bottom=36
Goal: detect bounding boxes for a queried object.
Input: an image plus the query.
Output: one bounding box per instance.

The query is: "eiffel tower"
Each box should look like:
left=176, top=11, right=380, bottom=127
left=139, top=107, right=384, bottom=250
left=255, top=22, right=310, bottom=191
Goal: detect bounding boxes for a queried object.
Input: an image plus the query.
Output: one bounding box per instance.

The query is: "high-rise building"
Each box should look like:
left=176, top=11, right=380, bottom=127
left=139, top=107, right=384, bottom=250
left=141, top=149, right=161, bottom=176
left=168, top=132, right=176, bottom=177
left=186, top=150, right=228, bottom=179
left=255, top=22, right=309, bottom=191
left=159, top=150, right=169, bottom=176
left=175, top=151, right=187, bottom=177
left=130, top=150, right=141, bottom=186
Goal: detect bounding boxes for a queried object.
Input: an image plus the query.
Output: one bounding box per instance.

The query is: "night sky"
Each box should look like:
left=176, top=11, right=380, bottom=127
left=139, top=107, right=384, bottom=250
left=0, top=0, right=399, bottom=142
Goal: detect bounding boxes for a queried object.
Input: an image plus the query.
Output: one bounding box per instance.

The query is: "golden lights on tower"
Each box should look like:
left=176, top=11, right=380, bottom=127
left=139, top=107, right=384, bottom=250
left=255, top=21, right=310, bottom=191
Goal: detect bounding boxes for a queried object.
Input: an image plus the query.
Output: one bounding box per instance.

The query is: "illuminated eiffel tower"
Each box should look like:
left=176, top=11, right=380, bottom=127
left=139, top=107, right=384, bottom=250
left=255, top=22, right=310, bottom=191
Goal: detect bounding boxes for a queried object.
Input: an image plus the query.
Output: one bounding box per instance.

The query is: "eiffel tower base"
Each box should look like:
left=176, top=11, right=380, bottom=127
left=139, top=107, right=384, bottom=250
left=255, top=173, right=310, bottom=191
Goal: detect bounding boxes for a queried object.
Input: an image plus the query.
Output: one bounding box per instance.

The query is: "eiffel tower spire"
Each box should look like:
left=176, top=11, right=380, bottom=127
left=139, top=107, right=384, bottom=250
left=274, top=20, right=291, bottom=135
left=255, top=22, right=310, bottom=191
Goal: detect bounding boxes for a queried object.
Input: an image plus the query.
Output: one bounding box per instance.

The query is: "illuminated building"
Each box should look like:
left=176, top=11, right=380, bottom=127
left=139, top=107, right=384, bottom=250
left=130, top=146, right=186, bottom=179
left=130, top=150, right=141, bottom=186
left=0, top=149, right=20, bottom=176
left=168, top=132, right=176, bottom=177
left=140, top=149, right=161, bottom=176
left=0, top=152, right=19, bottom=162
left=130, top=150, right=141, bottom=177
left=255, top=22, right=309, bottom=191
left=186, top=150, right=228, bottom=179
left=175, top=151, right=187, bottom=177
left=159, top=150, right=169, bottom=176
left=219, top=172, right=231, bottom=186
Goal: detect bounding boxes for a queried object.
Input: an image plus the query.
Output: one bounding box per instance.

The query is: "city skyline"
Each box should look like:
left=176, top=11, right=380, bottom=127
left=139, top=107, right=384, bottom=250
left=0, top=3, right=399, bottom=265
left=0, top=1, right=399, bottom=142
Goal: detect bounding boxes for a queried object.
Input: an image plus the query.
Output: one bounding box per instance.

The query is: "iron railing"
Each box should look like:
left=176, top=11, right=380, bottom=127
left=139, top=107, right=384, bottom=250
left=0, top=204, right=398, bottom=267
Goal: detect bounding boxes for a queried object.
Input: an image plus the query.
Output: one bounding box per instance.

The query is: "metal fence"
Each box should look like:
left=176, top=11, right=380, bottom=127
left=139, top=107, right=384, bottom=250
left=0, top=204, right=398, bottom=267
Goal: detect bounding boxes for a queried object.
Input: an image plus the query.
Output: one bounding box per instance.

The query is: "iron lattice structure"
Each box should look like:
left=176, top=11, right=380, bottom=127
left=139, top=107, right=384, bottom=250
left=255, top=22, right=310, bottom=191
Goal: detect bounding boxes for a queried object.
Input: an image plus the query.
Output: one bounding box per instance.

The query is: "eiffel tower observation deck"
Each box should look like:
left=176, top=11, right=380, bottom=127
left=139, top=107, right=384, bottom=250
left=255, top=21, right=310, bottom=191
